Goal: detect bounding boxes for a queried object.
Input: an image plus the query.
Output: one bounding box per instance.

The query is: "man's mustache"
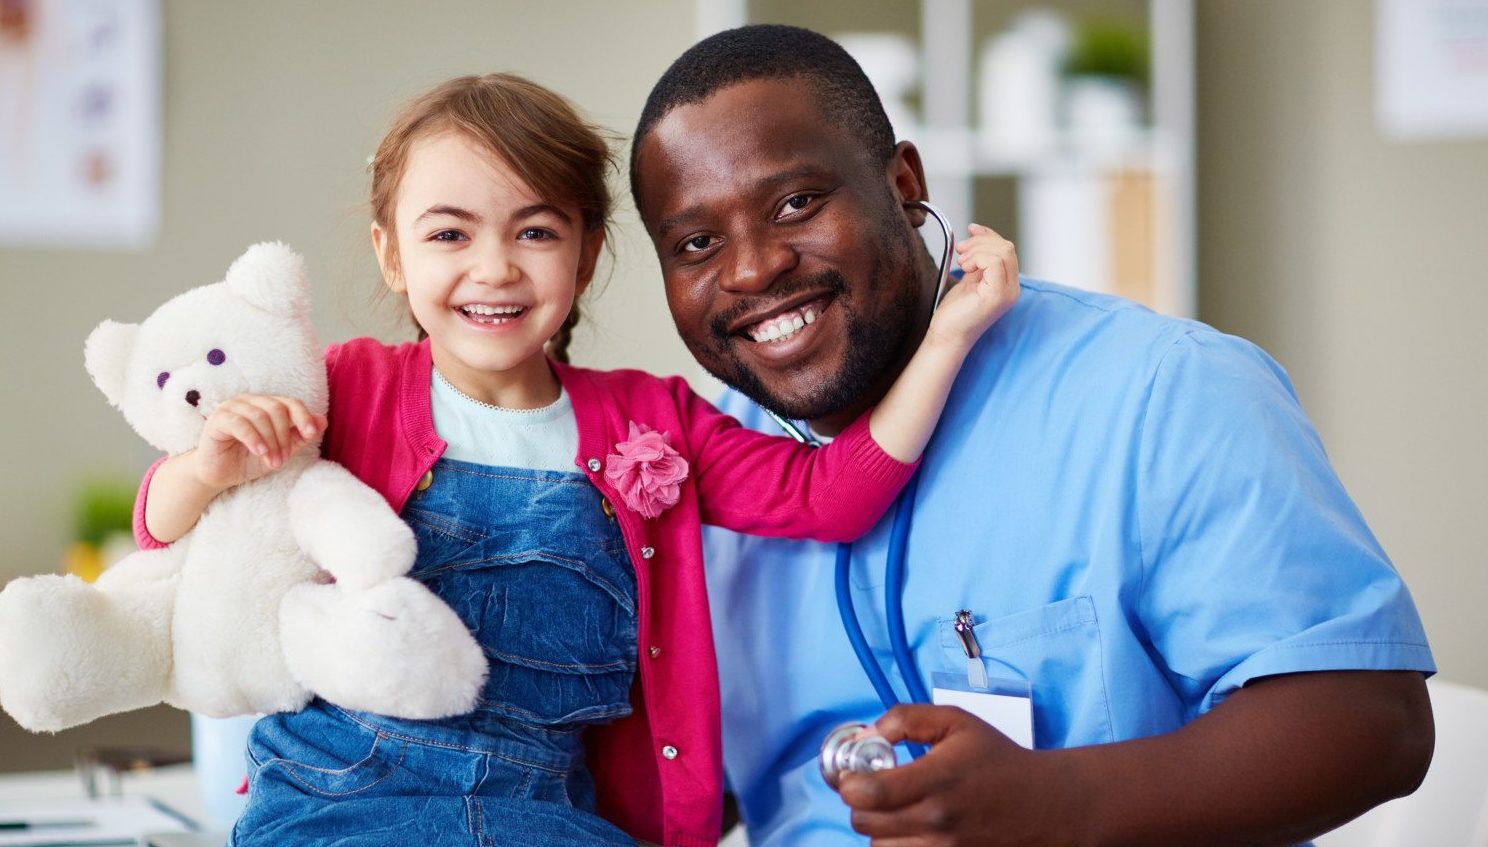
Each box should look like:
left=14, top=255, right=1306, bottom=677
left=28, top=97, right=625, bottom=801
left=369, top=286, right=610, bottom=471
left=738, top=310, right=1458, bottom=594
left=708, top=270, right=849, bottom=342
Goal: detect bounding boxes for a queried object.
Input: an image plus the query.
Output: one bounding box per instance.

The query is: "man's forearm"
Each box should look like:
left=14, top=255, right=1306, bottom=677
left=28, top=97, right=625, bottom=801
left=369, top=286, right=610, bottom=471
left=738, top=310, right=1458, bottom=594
left=1069, top=670, right=1433, bottom=846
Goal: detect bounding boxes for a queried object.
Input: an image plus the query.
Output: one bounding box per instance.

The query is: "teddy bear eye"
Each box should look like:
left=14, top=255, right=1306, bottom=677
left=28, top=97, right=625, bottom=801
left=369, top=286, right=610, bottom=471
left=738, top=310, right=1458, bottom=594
left=156, top=371, right=170, bottom=389
left=207, top=348, right=225, bottom=366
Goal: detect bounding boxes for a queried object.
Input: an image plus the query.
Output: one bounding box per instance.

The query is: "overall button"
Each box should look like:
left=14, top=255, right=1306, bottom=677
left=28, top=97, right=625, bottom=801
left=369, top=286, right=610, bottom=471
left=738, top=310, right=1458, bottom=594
left=601, top=498, right=616, bottom=520
left=661, top=745, right=679, bottom=760
left=640, top=546, right=655, bottom=560
left=587, top=458, right=602, bottom=472
left=649, top=646, right=662, bottom=659
left=415, top=470, right=434, bottom=492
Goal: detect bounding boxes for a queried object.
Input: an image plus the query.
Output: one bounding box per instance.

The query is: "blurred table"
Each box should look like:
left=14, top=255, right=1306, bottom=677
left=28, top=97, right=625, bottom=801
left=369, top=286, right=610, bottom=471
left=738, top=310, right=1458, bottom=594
left=0, top=764, right=223, bottom=845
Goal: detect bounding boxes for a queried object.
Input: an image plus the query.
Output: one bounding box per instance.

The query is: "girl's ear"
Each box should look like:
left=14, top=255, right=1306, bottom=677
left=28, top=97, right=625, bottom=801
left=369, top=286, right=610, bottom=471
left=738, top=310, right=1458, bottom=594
left=371, top=222, right=405, bottom=293
left=574, top=227, right=606, bottom=297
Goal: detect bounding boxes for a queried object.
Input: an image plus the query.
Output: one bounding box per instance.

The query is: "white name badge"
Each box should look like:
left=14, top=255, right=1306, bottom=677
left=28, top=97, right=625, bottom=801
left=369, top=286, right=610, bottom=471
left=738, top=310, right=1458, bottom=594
left=930, top=669, right=1034, bottom=749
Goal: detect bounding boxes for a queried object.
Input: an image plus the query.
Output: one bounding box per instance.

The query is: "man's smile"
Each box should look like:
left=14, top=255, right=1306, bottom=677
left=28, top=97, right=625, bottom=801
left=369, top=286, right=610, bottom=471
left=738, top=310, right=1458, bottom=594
left=734, top=294, right=834, bottom=343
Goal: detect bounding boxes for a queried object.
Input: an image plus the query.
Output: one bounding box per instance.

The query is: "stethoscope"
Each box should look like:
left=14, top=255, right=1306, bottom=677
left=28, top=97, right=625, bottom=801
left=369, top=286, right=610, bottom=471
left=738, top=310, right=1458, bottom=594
left=763, top=201, right=957, bottom=761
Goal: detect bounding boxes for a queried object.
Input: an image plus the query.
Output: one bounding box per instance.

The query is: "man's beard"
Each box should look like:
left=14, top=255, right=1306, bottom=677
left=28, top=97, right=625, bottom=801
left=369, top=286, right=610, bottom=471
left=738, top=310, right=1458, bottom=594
left=699, top=246, right=921, bottom=422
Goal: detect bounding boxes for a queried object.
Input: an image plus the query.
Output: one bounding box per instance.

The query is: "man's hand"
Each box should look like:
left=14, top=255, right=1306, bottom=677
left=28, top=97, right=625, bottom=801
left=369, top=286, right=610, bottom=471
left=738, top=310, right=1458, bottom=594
left=837, top=672, right=1432, bottom=847
left=839, top=705, right=1085, bottom=847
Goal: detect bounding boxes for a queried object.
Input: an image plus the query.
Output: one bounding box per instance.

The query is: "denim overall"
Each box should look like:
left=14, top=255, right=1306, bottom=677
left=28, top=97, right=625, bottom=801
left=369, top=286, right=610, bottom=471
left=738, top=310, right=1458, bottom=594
left=231, top=458, right=639, bottom=846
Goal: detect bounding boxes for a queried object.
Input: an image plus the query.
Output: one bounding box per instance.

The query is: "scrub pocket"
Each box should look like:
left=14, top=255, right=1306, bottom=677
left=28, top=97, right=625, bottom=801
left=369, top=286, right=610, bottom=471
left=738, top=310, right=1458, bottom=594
left=939, top=594, right=1114, bottom=747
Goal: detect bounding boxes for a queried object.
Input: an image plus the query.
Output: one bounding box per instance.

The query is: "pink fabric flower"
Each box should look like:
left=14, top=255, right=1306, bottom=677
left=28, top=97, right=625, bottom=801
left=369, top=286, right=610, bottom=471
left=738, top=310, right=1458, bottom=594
left=605, top=422, right=690, bottom=520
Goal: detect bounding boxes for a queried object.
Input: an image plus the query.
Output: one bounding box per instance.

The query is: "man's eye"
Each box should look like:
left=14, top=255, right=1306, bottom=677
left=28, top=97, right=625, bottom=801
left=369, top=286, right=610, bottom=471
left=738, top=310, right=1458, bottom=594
left=682, top=235, right=715, bottom=253
left=779, top=193, right=817, bottom=216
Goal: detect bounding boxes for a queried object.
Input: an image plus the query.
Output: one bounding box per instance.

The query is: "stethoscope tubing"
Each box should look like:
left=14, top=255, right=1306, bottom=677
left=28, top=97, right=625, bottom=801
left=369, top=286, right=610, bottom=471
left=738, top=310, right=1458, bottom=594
left=766, top=201, right=957, bottom=762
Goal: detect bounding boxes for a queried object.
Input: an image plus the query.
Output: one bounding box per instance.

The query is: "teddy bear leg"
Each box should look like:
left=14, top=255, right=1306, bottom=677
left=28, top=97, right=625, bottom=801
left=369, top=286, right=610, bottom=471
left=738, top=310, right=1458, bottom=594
left=279, top=578, right=487, bottom=720
left=0, top=550, right=177, bottom=732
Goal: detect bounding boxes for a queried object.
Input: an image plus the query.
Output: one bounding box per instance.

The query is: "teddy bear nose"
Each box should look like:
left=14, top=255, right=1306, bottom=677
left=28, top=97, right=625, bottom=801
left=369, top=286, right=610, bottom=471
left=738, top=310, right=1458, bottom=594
left=185, top=390, right=201, bottom=407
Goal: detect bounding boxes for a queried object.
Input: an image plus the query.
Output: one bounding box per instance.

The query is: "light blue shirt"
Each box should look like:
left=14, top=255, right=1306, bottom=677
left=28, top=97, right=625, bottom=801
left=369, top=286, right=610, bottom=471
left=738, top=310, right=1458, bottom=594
left=703, top=280, right=1434, bottom=846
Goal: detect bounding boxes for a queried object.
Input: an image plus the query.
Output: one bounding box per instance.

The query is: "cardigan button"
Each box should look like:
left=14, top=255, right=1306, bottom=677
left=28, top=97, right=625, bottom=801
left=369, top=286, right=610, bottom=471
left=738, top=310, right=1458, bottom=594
left=661, top=745, right=679, bottom=760
left=415, top=470, right=434, bottom=492
left=587, top=458, right=602, bottom=472
left=640, top=546, right=655, bottom=560
left=649, top=646, right=662, bottom=659
left=601, top=498, right=616, bottom=521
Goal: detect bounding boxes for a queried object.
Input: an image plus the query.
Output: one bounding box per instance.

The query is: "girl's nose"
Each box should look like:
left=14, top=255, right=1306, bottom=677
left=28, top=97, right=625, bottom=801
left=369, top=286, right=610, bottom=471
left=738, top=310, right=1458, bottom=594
left=473, top=244, right=521, bottom=286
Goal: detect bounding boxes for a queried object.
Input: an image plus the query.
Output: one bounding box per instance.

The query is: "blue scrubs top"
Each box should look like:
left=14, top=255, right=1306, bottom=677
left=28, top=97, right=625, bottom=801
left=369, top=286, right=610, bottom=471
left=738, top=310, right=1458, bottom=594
left=703, top=280, right=1434, bottom=846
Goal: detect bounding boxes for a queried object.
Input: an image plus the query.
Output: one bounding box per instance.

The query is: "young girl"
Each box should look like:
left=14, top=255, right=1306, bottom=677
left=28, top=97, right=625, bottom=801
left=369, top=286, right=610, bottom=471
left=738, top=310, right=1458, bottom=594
left=138, top=74, right=1018, bottom=846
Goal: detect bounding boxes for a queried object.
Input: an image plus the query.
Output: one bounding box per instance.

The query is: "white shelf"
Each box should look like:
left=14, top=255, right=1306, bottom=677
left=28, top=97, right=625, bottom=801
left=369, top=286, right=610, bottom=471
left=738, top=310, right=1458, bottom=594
left=697, top=0, right=1195, bottom=318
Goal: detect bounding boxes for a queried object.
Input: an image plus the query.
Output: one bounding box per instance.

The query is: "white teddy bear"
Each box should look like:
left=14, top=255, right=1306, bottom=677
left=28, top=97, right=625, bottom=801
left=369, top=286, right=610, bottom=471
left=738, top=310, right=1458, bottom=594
left=0, top=242, right=487, bottom=732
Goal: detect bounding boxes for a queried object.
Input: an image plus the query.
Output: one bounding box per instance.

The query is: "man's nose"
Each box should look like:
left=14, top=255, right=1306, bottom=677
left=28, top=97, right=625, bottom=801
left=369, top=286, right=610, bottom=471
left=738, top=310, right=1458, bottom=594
left=720, top=233, right=797, bottom=295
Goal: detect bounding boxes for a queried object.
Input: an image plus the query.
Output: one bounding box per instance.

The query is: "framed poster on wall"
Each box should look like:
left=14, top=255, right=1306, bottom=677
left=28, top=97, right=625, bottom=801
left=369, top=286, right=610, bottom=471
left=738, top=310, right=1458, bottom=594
left=0, top=0, right=160, bottom=249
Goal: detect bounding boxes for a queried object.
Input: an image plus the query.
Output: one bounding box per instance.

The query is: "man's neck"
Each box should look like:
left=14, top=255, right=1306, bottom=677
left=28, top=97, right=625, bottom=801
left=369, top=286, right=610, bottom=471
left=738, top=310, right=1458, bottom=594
left=808, top=297, right=935, bottom=438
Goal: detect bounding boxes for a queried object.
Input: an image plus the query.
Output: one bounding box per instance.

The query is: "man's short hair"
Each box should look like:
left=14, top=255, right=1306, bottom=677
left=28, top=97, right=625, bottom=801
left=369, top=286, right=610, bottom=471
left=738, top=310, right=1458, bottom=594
left=630, top=24, right=897, bottom=205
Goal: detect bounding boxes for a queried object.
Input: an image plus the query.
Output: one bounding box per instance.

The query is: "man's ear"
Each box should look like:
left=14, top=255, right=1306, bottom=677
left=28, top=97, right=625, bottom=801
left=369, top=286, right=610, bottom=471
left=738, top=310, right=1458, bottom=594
left=574, top=227, right=606, bottom=297
left=371, top=222, right=405, bottom=294
left=887, top=141, right=930, bottom=228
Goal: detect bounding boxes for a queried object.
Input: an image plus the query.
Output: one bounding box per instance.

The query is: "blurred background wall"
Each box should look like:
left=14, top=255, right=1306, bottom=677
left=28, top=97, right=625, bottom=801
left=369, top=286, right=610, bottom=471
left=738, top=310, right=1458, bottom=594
left=1196, top=0, right=1488, bottom=700
left=1, top=0, right=1483, bottom=773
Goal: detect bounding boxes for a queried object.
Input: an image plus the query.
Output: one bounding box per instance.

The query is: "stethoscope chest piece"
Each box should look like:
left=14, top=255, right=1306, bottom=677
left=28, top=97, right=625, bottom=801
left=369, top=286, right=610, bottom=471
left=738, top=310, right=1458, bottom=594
left=819, top=722, right=898, bottom=791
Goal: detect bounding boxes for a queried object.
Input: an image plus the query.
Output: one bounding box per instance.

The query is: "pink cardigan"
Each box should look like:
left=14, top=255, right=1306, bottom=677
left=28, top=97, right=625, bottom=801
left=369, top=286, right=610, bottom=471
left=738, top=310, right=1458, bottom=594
left=135, top=337, right=917, bottom=847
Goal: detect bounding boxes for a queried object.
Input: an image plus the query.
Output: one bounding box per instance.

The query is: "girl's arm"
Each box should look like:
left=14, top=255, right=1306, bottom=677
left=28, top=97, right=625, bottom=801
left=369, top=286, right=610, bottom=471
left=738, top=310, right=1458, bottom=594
left=686, top=225, right=1018, bottom=540
left=140, top=395, right=324, bottom=544
left=867, top=223, right=1018, bottom=462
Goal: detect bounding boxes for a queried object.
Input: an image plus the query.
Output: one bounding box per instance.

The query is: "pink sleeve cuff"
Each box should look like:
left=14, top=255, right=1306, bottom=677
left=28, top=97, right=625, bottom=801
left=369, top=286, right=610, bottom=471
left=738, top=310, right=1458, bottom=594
left=834, top=409, right=922, bottom=488
left=132, top=456, right=170, bottom=550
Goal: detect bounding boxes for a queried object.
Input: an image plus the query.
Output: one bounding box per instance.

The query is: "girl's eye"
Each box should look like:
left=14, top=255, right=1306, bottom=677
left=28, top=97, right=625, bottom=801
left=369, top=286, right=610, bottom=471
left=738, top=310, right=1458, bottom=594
left=431, top=230, right=465, bottom=242
left=207, top=349, right=225, bottom=366
left=156, top=371, right=169, bottom=389
left=518, top=227, right=554, bottom=241
left=682, top=235, right=715, bottom=254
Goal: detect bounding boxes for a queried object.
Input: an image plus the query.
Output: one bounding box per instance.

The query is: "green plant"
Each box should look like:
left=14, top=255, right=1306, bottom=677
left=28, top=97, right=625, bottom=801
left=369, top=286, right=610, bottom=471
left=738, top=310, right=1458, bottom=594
left=1064, top=19, right=1149, bottom=85
left=73, top=478, right=137, bottom=546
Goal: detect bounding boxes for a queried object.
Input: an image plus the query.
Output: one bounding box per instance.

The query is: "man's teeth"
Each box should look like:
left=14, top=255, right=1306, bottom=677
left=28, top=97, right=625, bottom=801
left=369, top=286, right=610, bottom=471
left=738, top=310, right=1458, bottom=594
left=749, top=307, right=816, bottom=343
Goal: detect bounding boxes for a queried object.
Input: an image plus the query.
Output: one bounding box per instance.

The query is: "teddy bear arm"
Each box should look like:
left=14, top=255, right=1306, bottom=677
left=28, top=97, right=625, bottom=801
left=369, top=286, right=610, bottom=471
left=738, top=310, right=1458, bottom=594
left=288, top=461, right=416, bottom=591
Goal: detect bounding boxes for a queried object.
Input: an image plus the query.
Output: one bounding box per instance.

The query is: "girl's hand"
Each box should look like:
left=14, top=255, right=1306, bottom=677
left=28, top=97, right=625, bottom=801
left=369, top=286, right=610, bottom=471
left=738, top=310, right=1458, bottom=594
left=192, top=394, right=326, bottom=490
left=925, top=223, right=1021, bottom=352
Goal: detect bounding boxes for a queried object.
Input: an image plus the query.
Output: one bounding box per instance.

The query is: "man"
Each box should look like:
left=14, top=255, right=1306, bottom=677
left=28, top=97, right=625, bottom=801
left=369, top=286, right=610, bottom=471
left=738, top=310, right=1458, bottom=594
left=630, top=24, right=1435, bottom=846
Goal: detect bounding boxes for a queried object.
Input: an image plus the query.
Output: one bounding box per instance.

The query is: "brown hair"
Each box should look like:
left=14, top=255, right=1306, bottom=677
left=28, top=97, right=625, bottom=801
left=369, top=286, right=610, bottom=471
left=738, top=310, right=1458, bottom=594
left=370, top=73, right=616, bottom=363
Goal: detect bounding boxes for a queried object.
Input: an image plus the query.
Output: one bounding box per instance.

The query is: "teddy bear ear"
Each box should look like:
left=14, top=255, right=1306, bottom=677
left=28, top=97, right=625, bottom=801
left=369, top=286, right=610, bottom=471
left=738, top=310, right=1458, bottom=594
left=84, top=320, right=139, bottom=409
left=224, top=241, right=310, bottom=317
